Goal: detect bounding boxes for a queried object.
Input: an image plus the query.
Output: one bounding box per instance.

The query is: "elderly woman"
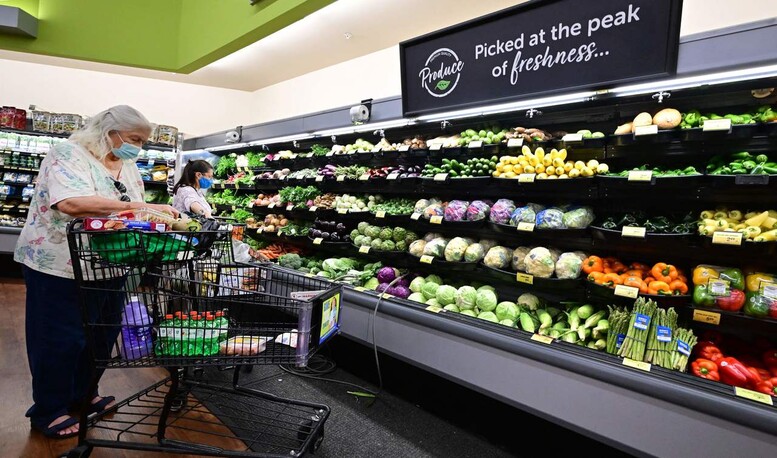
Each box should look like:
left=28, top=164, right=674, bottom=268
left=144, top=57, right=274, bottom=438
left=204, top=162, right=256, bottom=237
left=14, top=105, right=178, bottom=439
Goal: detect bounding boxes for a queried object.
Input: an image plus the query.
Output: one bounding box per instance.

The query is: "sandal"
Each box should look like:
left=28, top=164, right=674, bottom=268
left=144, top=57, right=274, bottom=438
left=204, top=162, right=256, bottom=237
left=30, top=415, right=79, bottom=440
left=87, top=396, right=115, bottom=416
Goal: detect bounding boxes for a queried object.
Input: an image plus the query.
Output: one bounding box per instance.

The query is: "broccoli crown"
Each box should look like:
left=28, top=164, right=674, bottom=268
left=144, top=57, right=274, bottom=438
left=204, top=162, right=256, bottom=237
left=278, top=253, right=303, bottom=270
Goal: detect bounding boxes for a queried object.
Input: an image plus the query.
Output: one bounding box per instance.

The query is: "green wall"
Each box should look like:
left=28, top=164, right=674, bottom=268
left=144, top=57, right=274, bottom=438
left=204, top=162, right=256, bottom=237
left=0, top=0, right=334, bottom=73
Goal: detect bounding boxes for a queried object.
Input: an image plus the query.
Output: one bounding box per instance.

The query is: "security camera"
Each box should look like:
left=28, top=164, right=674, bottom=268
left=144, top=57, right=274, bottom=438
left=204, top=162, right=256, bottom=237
left=350, top=104, right=370, bottom=125
left=225, top=126, right=242, bottom=144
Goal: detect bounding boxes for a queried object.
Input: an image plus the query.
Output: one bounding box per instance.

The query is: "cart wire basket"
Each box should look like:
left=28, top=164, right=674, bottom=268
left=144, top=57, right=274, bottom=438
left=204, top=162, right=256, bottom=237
left=63, top=218, right=340, bottom=457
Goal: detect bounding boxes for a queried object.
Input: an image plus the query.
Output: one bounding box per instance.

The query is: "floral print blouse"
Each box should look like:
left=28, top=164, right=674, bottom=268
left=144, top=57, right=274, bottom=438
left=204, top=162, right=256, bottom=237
left=14, top=141, right=145, bottom=279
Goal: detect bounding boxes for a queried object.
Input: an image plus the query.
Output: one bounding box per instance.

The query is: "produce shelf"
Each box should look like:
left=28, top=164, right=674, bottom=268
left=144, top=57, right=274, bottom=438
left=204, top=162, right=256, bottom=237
left=679, top=305, right=777, bottom=336
left=679, top=123, right=761, bottom=141
left=407, top=255, right=478, bottom=272
left=698, top=234, right=777, bottom=256
left=584, top=281, right=692, bottom=309
left=479, top=264, right=583, bottom=292
left=704, top=174, right=777, bottom=187
left=588, top=225, right=696, bottom=245
left=487, top=221, right=590, bottom=240
left=608, top=129, right=679, bottom=146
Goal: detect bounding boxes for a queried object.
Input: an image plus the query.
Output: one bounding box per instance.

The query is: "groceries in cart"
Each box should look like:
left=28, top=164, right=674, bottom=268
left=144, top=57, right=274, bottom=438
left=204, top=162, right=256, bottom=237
left=219, top=336, right=270, bottom=356
left=155, top=310, right=231, bottom=357
left=85, top=208, right=202, bottom=232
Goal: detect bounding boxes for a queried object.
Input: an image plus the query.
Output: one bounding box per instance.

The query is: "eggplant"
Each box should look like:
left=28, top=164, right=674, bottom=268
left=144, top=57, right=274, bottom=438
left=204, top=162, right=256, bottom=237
left=329, top=233, right=340, bottom=242
left=336, top=223, right=346, bottom=231
left=311, top=229, right=321, bottom=237
left=320, top=231, right=330, bottom=239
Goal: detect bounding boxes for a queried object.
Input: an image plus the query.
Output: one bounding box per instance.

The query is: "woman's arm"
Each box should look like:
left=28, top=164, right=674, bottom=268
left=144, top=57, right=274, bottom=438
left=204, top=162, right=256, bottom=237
left=55, top=196, right=179, bottom=218
left=189, top=201, right=212, bottom=218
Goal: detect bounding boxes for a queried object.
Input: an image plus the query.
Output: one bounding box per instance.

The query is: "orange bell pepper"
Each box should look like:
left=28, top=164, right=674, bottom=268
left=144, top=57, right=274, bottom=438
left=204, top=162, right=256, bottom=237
left=602, top=272, right=623, bottom=286
left=691, top=358, right=720, bottom=381
left=648, top=280, right=672, bottom=295
left=587, top=271, right=606, bottom=284
left=582, top=256, right=603, bottom=274
left=651, top=263, right=678, bottom=283
left=669, top=279, right=688, bottom=295
left=629, top=262, right=650, bottom=272
left=623, top=275, right=644, bottom=288
left=623, top=269, right=644, bottom=279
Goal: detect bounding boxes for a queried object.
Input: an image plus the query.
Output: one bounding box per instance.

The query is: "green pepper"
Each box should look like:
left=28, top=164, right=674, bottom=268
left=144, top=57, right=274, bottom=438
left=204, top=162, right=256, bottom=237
left=724, top=114, right=744, bottom=124
left=764, top=166, right=777, bottom=175
left=742, top=160, right=757, bottom=171
left=601, top=219, right=618, bottom=230
left=693, top=284, right=715, bottom=307
left=751, top=163, right=765, bottom=175
left=731, top=168, right=747, bottom=175
left=682, top=166, right=698, bottom=175
left=719, top=268, right=745, bottom=291
left=743, top=292, right=773, bottom=318
left=730, top=152, right=752, bottom=160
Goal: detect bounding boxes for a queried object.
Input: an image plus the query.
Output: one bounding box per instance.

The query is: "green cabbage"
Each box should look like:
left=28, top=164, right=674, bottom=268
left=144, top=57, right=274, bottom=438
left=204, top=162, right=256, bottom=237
left=426, top=298, right=441, bottom=307
left=476, top=290, right=498, bottom=312
left=499, top=319, right=516, bottom=327
left=443, top=304, right=460, bottom=313
left=495, top=301, right=520, bottom=322
left=409, top=276, right=426, bottom=293
left=364, top=277, right=380, bottom=290
left=364, top=225, right=381, bottom=238
left=477, top=311, right=499, bottom=323
left=425, top=274, right=443, bottom=285
left=407, top=292, right=426, bottom=302
left=477, top=285, right=496, bottom=293
left=455, top=286, right=477, bottom=310
left=460, top=309, right=477, bottom=317
left=422, top=282, right=440, bottom=300
left=436, top=285, right=458, bottom=306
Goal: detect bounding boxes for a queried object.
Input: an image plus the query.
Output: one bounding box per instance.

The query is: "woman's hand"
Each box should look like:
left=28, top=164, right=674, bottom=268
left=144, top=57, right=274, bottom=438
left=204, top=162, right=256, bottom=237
left=145, top=203, right=180, bottom=218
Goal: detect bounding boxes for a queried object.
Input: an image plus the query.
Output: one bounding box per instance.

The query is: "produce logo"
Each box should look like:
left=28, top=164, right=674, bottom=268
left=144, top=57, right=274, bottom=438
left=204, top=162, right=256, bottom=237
left=419, top=48, right=464, bottom=98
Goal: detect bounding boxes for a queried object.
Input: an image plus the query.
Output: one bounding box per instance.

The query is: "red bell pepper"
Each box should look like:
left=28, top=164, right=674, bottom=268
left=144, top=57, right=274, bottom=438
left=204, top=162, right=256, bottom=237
left=695, top=342, right=724, bottom=362
left=715, top=289, right=746, bottom=311
left=718, top=357, right=760, bottom=388
left=754, top=379, right=776, bottom=396
left=763, top=349, right=777, bottom=369
left=691, top=358, right=720, bottom=381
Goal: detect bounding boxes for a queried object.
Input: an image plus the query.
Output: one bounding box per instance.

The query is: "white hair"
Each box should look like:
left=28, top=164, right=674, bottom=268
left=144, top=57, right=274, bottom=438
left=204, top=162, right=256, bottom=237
left=69, top=105, right=154, bottom=160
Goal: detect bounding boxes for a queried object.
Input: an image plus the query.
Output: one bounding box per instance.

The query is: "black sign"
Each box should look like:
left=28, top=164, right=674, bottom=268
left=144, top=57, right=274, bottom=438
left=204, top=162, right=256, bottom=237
left=400, top=0, right=683, bottom=117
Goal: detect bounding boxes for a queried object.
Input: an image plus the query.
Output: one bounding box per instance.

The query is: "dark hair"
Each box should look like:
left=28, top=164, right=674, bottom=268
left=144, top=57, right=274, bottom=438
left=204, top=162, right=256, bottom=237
left=173, top=159, right=213, bottom=194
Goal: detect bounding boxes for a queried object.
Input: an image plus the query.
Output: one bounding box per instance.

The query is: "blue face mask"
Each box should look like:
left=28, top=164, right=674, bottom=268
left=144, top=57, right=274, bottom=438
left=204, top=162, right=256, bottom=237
left=198, top=177, right=213, bottom=189
left=111, top=133, right=142, bottom=160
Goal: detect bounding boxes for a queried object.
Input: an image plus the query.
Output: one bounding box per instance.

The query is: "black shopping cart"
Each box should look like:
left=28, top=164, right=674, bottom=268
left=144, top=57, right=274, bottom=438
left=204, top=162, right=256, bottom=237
left=63, top=218, right=341, bottom=457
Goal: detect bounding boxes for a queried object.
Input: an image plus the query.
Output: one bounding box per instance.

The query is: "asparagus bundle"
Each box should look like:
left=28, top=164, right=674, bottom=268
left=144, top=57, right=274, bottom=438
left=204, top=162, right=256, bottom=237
left=671, top=327, right=698, bottom=372
left=605, top=304, right=630, bottom=355
left=617, top=297, right=657, bottom=361
left=645, top=307, right=678, bottom=368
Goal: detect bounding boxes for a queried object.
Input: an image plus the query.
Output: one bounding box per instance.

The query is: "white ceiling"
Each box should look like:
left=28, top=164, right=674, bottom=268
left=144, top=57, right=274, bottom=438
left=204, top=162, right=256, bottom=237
left=0, top=0, right=524, bottom=92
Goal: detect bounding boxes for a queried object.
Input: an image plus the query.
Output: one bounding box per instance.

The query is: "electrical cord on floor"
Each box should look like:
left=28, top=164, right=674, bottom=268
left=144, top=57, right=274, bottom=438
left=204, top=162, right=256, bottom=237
left=277, top=274, right=409, bottom=401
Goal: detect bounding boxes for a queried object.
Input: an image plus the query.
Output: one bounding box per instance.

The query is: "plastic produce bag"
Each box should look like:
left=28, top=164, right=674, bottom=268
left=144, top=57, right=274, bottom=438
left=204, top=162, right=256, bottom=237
left=444, top=200, right=470, bottom=222
left=489, top=199, right=516, bottom=224
left=424, top=202, right=446, bottom=220
left=562, top=206, right=595, bottom=229
left=511, top=246, right=532, bottom=272
left=423, top=237, right=449, bottom=258
left=466, top=200, right=492, bottom=221
left=483, top=246, right=513, bottom=269
left=509, top=205, right=540, bottom=225
left=444, top=237, right=471, bottom=262
left=555, top=252, right=583, bottom=279
left=524, top=247, right=555, bottom=278
left=535, top=208, right=566, bottom=229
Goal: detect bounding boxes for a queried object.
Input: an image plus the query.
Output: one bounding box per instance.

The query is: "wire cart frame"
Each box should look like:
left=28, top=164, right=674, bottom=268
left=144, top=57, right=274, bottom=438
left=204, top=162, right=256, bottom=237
left=62, top=218, right=341, bottom=457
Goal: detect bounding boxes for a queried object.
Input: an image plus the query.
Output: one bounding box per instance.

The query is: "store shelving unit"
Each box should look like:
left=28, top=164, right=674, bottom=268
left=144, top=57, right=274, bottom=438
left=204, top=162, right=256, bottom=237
left=198, top=76, right=777, bottom=456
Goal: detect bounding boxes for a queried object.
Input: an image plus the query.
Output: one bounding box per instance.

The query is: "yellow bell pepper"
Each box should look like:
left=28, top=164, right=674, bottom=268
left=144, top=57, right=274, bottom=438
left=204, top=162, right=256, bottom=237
left=746, top=272, right=776, bottom=292
left=693, top=266, right=719, bottom=286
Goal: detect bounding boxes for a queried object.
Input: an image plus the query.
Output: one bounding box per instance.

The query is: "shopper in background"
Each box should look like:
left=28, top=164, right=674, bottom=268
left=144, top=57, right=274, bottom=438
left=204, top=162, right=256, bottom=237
left=172, top=159, right=214, bottom=218
left=14, top=105, right=179, bottom=439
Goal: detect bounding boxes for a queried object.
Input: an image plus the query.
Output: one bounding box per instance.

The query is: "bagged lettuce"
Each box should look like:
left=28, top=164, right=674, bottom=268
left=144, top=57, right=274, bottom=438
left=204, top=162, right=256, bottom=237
left=510, top=206, right=537, bottom=225
left=444, top=237, right=470, bottom=262
left=535, top=208, right=566, bottom=229
left=444, top=200, right=469, bottom=222
left=555, top=252, right=583, bottom=279
left=466, top=200, right=492, bottom=221
left=562, top=206, right=595, bottom=229
left=489, top=199, right=516, bottom=224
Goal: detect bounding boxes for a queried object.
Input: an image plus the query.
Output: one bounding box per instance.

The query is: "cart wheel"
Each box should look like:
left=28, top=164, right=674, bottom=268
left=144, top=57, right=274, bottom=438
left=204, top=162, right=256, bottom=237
left=310, top=427, right=324, bottom=454
left=297, top=418, right=324, bottom=454
left=170, top=391, right=189, bottom=412
left=64, top=445, right=92, bottom=458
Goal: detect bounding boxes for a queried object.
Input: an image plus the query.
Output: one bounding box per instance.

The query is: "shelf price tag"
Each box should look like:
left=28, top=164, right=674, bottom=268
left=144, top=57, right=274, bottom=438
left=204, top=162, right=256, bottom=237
left=702, top=118, right=732, bottom=132
left=337, top=208, right=348, bottom=214
left=614, top=285, right=639, bottom=298
left=353, top=286, right=367, bottom=292
left=375, top=210, right=386, bottom=219
left=531, top=334, right=554, bottom=344
left=380, top=293, right=394, bottom=299
left=313, top=237, right=323, bottom=245
left=267, top=203, right=276, bottom=209
left=308, top=206, right=318, bottom=212
left=468, top=140, right=483, bottom=149
left=410, top=212, right=422, bottom=220
left=622, top=358, right=651, bottom=372
left=433, top=173, right=448, bottom=181
left=359, top=245, right=371, bottom=254
left=359, top=173, right=370, bottom=181
left=306, top=152, right=315, bottom=158
left=761, top=282, right=777, bottom=300
left=734, top=387, right=774, bottom=406
left=325, top=151, right=335, bottom=157
left=256, top=227, right=264, bottom=234
left=621, top=226, right=646, bottom=238
left=386, top=173, right=400, bottom=180
left=516, top=222, right=535, bottom=232
left=371, top=146, right=382, bottom=153
left=286, top=204, right=294, bottom=211
left=712, top=231, right=743, bottom=246
left=562, top=133, right=583, bottom=142
left=507, top=138, right=523, bottom=148
left=430, top=215, right=443, bottom=225
left=633, top=125, right=658, bottom=136
left=420, top=255, right=434, bottom=264
left=734, top=175, right=769, bottom=185
left=336, top=175, right=346, bottom=182
left=518, top=173, right=536, bottom=183
left=515, top=273, right=534, bottom=285
left=692, top=309, right=721, bottom=325
left=429, top=143, right=442, bottom=151
left=398, top=145, right=410, bottom=152
left=315, top=175, right=324, bottom=182
left=627, top=170, right=653, bottom=182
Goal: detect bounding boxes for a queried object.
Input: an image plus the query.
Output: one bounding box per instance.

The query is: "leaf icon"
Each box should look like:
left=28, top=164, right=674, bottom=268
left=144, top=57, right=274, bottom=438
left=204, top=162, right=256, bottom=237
left=435, top=80, right=451, bottom=91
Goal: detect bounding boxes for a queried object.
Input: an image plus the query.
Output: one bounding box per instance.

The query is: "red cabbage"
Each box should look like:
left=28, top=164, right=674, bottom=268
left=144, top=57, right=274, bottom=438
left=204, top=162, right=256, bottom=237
left=377, top=267, right=399, bottom=283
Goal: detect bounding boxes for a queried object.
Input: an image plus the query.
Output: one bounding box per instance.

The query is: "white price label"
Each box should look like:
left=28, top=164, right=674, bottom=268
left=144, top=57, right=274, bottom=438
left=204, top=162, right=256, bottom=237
left=410, top=212, right=422, bottom=220
left=507, top=138, right=523, bottom=148
left=337, top=208, right=348, bottom=214
left=375, top=211, right=386, bottom=219
left=371, top=146, right=382, bottom=153
left=430, top=215, right=443, bottom=225
left=634, top=125, right=658, bottom=136
left=359, top=245, right=371, bottom=254
left=518, top=173, right=536, bottom=183
left=429, top=143, right=442, bottom=151
left=308, top=206, right=318, bottom=212
left=336, top=175, right=346, bottom=182
left=286, top=204, right=294, bottom=211
left=562, top=133, right=583, bottom=142
left=398, top=145, right=410, bottom=152
left=712, top=231, right=743, bottom=246
left=702, top=118, right=732, bottom=132
left=627, top=170, right=653, bottom=182
left=468, top=140, right=483, bottom=149
left=359, top=174, right=370, bottom=181
left=621, top=226, right=646, bottom=238
left=516, top=222, right=535, bottom=232
left=420, top=255, right=434, bottom=264
left=433, top=173, right=448, bottom=181
left=386, top=173, right=400, bottom=180
left=315, top=175, right=324, bottom=182
left=614, top=285, right=639, bottom=298
left=325, top=151, right=335, bottom=157
left=313, top=238, right=323, bottom=245
left=267, top=203, right=276, bottom=209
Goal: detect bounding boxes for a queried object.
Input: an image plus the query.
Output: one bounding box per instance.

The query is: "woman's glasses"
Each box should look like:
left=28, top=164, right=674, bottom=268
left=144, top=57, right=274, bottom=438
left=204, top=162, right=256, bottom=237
left=112, top=179, right=131, bottom=202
